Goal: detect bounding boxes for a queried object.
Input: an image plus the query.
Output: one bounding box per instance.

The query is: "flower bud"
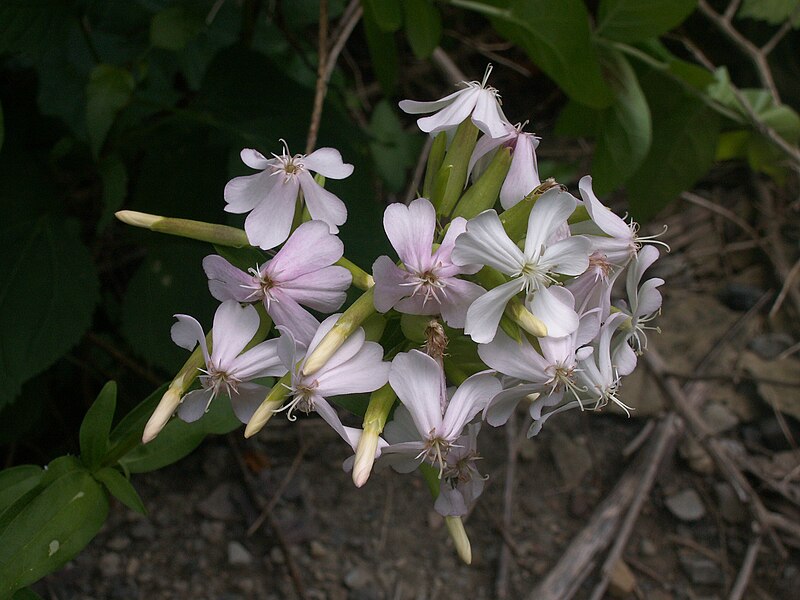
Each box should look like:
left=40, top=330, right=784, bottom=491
left=116, top=210, right=250, bottom=247
left=432, top=119, right=479, bottom=218
left=142, top=387, right=182, bottom=444
left=352, top=384, right=396, bottom=487
left=451, top=146, right=512, bottom=220
left=244, top=374, right=293, bottom=438
left=445, top=516, right=472, bottom=565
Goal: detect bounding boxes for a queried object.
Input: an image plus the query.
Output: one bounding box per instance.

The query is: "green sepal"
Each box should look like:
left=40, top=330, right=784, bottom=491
left=433, top=119, right=479, bottom=217
left=362, top=313, right=387, bottom=342
left=362, top=384, right=397, bottom=432
left=419, top=463, right=440, bottom=498
left=93, top=467, right=147, bottom=515
left=452, top=146, right=512, bottom=220
left=400, top=313, right=432, bottom=343
left=423, top=132, right=448, bottom=199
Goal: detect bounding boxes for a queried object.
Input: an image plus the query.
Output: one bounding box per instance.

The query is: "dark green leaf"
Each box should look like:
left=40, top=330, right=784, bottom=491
left=0, top=469, right=108, bottom=597
left=362, top=0, right=399, bottom=94
left=94, top=467, right=147, bottom=515
left=627, top=72, right=720, bottom=220
left=119, top=394, right=240, bottom=473
left=0, top=215, right=99, bottom=408
left=555, top=100, right=601, bottom=137
left=79, top=382, right=117, bottom=471
left=98, top=155, right=128, bottom=231
left=332, top=393, right=371, bottom=418
left=365, top=0, right=403, bottom=32
left=368, top=100, right=419, bottom=192
left=0, top=0, right=71, bottom=60
left=0, top=466, right=43, bottom=513
left=597, top=0, right=697, bottom=42
left=592, top=49, right=651, bottom=193
left=403, top=0, right=442, bottom=59
left=150, top=5, right=205, bottom=50
left=487, top=0, right=613, bottom=108
left=120, top=242, right=217, bottom=372
left=13, top=588, right=44, bottom=600
left=738, top=0, right=800, bottom=26
left=109, top=384, right=169, bottom=446
left=86, top=64, right=135, bottom=156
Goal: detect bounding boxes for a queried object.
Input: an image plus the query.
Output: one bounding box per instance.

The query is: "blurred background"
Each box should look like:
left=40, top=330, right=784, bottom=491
left=1, top=0, right=799, bottom=598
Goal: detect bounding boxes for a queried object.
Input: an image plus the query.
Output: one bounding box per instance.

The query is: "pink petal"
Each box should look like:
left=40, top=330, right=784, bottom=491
left=178, top=388, right=214, bottom=423
left=203, top=255, right=257, bottom=302
left=171, top=314, right=209, bottom=363
left=240, top=148, right=270, bottom=170
left=440, top=371, right=501, bottom=440
left=243, top=177, right=298, bottom=250
left=451, top=210, right=525, bottom=275
left=267, top=291, right=321, bottom=347
left=230, top=338, right=286, bottom=381
left=500, top=133, right=541, bottom=210
left=267, top=220, right=344, bottom=281
left=383, top=198, right=436, bottom=271
left=438, top=278, right=485, bottom=329
left=278, top=267, right=351, bottom=312
left=230, top=383, right=270, bottom=423
left=315, top=342, right=390, bottom=397
left=302, top=147, right=354, bottom=179
left=223, top=171, right=276, bottom=214
left=389, top=350, right=444, bottom=436
left=372, top=255, right=411, bottom=313
left=464, top=278, right=524, bottom=344
left=298, top=172, right=346, bottom=233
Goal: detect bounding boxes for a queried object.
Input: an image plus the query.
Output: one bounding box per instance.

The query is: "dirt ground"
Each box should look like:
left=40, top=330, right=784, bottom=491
left=35, top=174, right=800, bottom=599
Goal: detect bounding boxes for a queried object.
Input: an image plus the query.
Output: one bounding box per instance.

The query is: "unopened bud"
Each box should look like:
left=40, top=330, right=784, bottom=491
left=142, top=387, right=182, bottom=444
left=244, top=374, right=293, bottom=439
left=116, top=210, right=250, bottom=247
left=352, top=425, right=380, bottom=487
left=445, top=516, right=472, bottom=565
left=506, top=297, right=547, bottom=338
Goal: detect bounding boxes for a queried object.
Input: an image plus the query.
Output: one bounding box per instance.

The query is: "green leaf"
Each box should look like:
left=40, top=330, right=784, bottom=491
left=120, top=242, right=217, bottom=372
left=86, top=64, right=135, bottom=156
left=364, top=0, right=403, bottom=32
left=368, top=100, right=419, bottom=192
left=0, top=466, right=43, bottom=513
left=12, top=588, right=44, bottom=600
left=487, top=0, right=613, bottom=108
left=403, top=0, right=442, bottom=59
left=98, top=155, right=127, bottom=231
left=716, top=130, right=751, bottom=160
left=119, top=395, right=240, bottom=473
left=627, top=72, right=720, bottom=220
left=591, top=49, right=652, bottom=193
left=212, top=244, right=267, bottom=272
left=362, top=0, right=399, bottom=93
left=332, top=393, right=371, bottom=418
left=738, top=0, right=800, bottom=26
left=597, top=0, right=697, bottom=42
left=109, top=384, right=168, bottom=447
left=0, top=469, right=108, bottom=597
left=79, top=382, right=117, bottom=471
left=555, top=100, right=601, bottom=137
left=0, top=0, right=71, bottom=60
left=0, top=215, right=99, bottom=408
left=150, top=5, right=205, bottom=50
left=94, top=467, right=147, bottom=515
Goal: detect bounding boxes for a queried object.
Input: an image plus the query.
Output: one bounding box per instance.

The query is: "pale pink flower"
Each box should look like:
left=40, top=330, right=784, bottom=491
left=203, top=220, right=351, bottom=346
left=372, top=198, right=484, bottom=328
left=224, top=142, right=353, bottom=250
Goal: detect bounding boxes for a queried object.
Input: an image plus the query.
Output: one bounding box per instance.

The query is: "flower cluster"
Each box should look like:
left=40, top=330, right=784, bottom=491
left=132, top=66, right=666, bottom=562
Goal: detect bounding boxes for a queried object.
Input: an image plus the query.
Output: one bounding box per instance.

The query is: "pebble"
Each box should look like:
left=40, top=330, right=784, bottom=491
left=343, top=566, right=373, bottom=590
left=99, top=552, right=122, bottom=578
left=639, top=538, right=657, bottom=557
left=270, top=546, right=285, bottom=564
left=665, top=489, right=706, bottom=522
left=714, top=482, right=746, bottom=524
left=678, top=550, right=722, bottom=585
left=197, top=483, right=238, bottom=521
left=106, top=535, right=130, bottom=551
left=129, top=520, right=156, bottom=540
left=310, top=540, right=327, bottom=558
left=228, top=541, right=253, bottom=566
left=609, top=559, right=636, bottom=597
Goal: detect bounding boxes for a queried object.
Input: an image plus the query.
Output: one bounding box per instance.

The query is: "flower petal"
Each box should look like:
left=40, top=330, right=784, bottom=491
left=500, top=133, right=540, bottom=210
left=315, top=342, right=390, bottom=397
left=579, top=175, right=632, bottom=240
left=389, top=350, right=444, bottom=437
left=416, top=88, right=480, bottom=134
left=540, top=236, right=592, bottom=276
left=223, top=171, right=276, bottom=214
left=438, top=278, right=485, bottom=329
left=230, top=338, right=285, bottom=381
left=202, top=255, right=257, bottom=302
left=211, top=301, right=260, bottom=370
left=484, top=384, right=541, bottom=427
left=266, top=220, right=345, bottom=280
left=372, top=255, right=411, bottom=313
left=527, top=286, right=579, bottom=338
left=230, top=383, right=270, bottom=423
left=471, top=89, right=508, bottom=138
left=171, top=314, right=209, bottom=363
left=441, top=371, right=501, bottom=440
left=398, top=88, right=471, bottom=114
left=279, top=267, right=351, bottom=312
left=523, top=189, right=578, bottom=260
left=451, top=210, right=525, bottom=275
left=383, top=198, right=436, bottom=271
left=298, top=172, right=347, bottom=233
left=468, top=129, right=512, bottom=179
left=178, top=388, right=214, bottom=423
left=240, top=148, right=270, bottom=170
left=267, top=291, right=321, bottom=347
left=464, top=278, right=525, bottom=344
left=243, top=177, right=298, bottom=250
left=302, top=147, right=354, bottom=179
left=478, top=329, right=549, bottom=382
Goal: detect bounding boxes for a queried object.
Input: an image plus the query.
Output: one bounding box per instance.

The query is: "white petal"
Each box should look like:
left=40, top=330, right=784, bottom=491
left=439, top=278, right=485, bottom=329
left=389, top=350, right=444, bottom=437
left=528, top=286, right=579, bottom=338
left=302, top=147, right=354, bottom=179
left=468, top=130, right=511, bottom=179
left=230, top=383, right=270, bottom=423
left=579, top=176, right=632, bottom=240
left=178, top=388, right=214, bottom=423
left=240, top=148, right=270, bottom=170
left=500, top=133, right=540, bottom=210
left=451, top=210, right=525, bottom=275
left=471, top=88, right=508, bottom=138
left=484, top=384, right=540, bottom=427
left=383, top=198, right=436, bottom=271
left=242, top=177, right=298, bottom=250
left=171, top=314, right=209, bottom=363
left=464, top=278, right=524, bottom=344
left=614, top=341, right=638, bottom=377
left=440, top=372, right=501, bottom=440
left=223, top=171, right=276, bottom=214
left=230, top=338, right=285, bottom=381
left=636, top=278, right=664, bottom=316
left=398, top=88, right=470, bottom=114
left=416, top=88, right=480, bottom=134
left=299, top=172, right=347, bottom=232
left=267, top=220, right=344, bottom=281
left=211, top=301, right=260, bottom=370
left=523, top=189, right=577, bottom=260
left=478, top=329, right=549, bottom=382
left=372, top=256, right=411, bottom=313
left=314, top=342, right=390, bottom=397
left=540, top=236, right=592, bottom=277
left=202, top=255, right=257, bottom=302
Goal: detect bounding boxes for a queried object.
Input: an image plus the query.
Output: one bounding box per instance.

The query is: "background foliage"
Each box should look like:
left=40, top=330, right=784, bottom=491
left=0, top=0, right=798, bottom=596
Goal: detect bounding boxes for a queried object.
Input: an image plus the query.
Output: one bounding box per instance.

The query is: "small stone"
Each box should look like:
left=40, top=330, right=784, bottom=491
left=665, top=489, right=706, bottom=522
left=714, top=483, right=747, bottom=524
left=343, top=566, right=373, bottom=590
left=639, top=538, right=657, bottom=557
left=197, top=483, right=238, bottom=521
left=679, top=438, right=714, bottom=474
left=106, top=535, right=130, bottom=551
left=200, top=520, right=226, bottom=543
left=270, top=546, right=285, bottom=564
left=99, top=552, right=122, bottom=578
left=609, top=559, right=636, bottom=597
left=228, top=541, right=253, bottom=566
left=126, top=557, right=140, bottom=577
left=310, top=540, right=327, bottom=558
left=129, top=520, right=156, bottom=540
left=678, top=550, right=722, bottom=584
left=749, top=333, right=794, bottom=360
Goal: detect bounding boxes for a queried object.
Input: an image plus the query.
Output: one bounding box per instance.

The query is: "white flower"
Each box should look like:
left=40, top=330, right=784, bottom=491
left=451, top=188, right=592, bottom=343
left=224, top=142, right=353, bottom=250
left=398, top=65, right=509, bottom=138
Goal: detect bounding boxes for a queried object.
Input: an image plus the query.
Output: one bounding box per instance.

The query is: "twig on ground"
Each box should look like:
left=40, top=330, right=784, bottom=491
left=246, top=442, right=308, bottom=536
left=622, top=419, right=657, bottom=458
left=227, top=435, right=309, bottom=600
left=728, top=534, right=762, bottom=600
left=496, top=410, right=518, bottom=599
